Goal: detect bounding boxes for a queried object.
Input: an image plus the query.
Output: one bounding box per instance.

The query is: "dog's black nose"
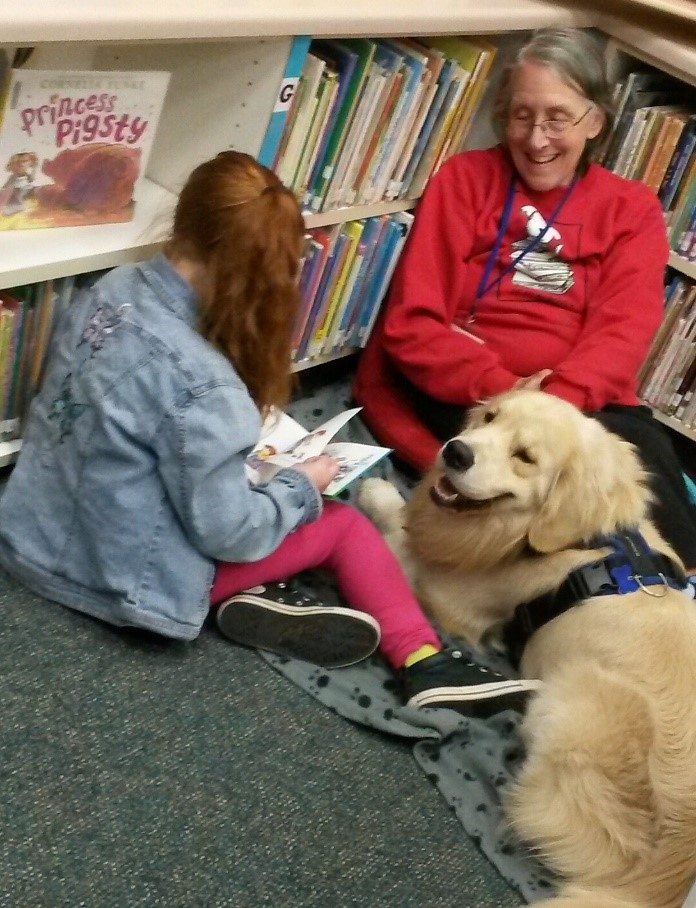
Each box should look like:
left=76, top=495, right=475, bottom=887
left=442, top=439, right=474, bottom=471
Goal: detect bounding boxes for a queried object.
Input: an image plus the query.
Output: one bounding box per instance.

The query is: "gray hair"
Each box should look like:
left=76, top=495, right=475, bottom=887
left=492, top=28, right=615, bottom=171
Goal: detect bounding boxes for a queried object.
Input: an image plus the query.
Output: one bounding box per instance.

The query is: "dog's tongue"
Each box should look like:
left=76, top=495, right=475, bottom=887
left=430, top=476, right=462, bottom=508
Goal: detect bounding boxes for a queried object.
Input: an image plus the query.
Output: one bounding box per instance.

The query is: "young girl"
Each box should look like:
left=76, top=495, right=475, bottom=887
left=0, top=151, right=537, bottom=718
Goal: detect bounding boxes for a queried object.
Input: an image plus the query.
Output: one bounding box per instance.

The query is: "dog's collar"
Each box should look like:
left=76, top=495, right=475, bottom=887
left=504, top=530, right=685, bottom=668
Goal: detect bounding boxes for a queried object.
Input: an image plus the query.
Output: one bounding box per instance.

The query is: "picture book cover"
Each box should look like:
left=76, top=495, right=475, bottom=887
left=246, top=406, right=391, bottom=497
left=0, top=68, right=171, bottom=230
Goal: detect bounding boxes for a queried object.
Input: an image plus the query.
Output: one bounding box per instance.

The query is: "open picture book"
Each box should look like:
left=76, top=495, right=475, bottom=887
left=246, top=407, right=391, bottom=497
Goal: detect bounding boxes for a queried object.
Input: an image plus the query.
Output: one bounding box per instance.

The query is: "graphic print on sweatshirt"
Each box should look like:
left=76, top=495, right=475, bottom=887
left=510, top=203, right=574, bottom=295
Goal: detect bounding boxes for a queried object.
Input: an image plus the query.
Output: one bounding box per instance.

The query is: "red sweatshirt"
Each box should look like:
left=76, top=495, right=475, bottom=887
left=354, top=145, right=668, bottom=470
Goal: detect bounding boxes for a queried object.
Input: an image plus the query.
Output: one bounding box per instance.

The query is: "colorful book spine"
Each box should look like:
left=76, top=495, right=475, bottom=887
left=331, top=215, right=389, bottom=351
left=317, top=219, right=366, bottom=353
left=291, top=231, right=333, bottom=359
left=295, top=226, right=342, bottom=361
left=659, top=115, right=696, bottom=212
left=306, top=226, right=359, bottom=358
left=356, top=211, right=414, bottom=346
left=303, top=41, right=359, bottom=208
left=257, top=35, right=312, bottom=170
left=309, top=38, right=376, bottom=213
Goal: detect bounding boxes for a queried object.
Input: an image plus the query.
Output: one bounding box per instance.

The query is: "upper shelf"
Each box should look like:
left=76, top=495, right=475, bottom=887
left=0, top=0, right=591, bottom=43
left=598, top=12, right=696, bottom=84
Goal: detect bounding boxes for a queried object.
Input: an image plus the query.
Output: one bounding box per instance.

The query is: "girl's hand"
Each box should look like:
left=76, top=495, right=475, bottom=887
left=294, top=454, right=341, bottom=493
left=513, top=369, right=552, bottom=391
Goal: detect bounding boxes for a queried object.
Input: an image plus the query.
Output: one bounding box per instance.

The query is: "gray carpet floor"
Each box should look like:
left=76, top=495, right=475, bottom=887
left=0, top=566, right=521, bottom=907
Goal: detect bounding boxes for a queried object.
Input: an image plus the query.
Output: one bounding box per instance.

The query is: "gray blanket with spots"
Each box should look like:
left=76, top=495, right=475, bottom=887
left=261, top=640, right=556, bottom=904
left=275, top=375, right=557, bottom=904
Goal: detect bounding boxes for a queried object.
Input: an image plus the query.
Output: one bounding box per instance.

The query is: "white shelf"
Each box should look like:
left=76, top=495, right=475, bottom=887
left=0, top=0, right=591, bottom=44
left=293, top=348, right=359, bottom=372
left=600, top=15, right=696, bottom=86
left=652, top=408, right=696, bottom=444
left=0, top=437, right=22, bottom=468
left=304, top=199, right=416, bottom=229
left=670, top=252, right=696, bottom=281
left=0, top=179, right=175, bottom=290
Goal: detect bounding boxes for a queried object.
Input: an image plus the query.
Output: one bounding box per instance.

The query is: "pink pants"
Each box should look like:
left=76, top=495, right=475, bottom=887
left=209, top=499, right=440, bottom=668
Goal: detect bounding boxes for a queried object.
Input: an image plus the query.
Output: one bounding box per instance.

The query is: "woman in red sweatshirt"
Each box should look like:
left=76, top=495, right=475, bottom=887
left=354, top=26, right=696, bottom=568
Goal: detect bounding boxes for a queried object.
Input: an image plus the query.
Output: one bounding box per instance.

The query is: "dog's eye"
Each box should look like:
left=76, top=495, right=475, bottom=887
left=513, top=448, right=535, bottom=464
left=483, top=411, right=495, bottom=424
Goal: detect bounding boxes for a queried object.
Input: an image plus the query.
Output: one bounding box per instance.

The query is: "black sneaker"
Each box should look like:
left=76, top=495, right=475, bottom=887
left=216, top=579, right=381, bottom=668
left=401, top=649, right=541, bottom=719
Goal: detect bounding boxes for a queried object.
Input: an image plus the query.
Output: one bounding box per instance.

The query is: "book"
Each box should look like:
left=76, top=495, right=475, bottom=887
left=385, top=42, right=445, bottom=200
left=614, top=105, right=653, bottom=178
left=351, top=42, right=407, bottom=206
left=430, top=35, right=496, bottom=171
left=324, top=216, right=383, bottom=353
left=324, top=52, right=390, bottom=210
left=677, top=195, right=696, bottom=258
left=669, top=155, right=696, bottom=247
left=257, top=35, right=313, bottom=169
left=407, top=60, right=472, bottom=199
left=398, top=54, right=457, bottom=199
left=642, top=109, right=689, bottom=195
left=305, top=226, right=357, bottom=358
left=309, top=38, right=376, bottom=213
left=355, top=210, right=414, bottom=346
left=0, top=287, right=28, bottom=422
left=295, top=224, right=344, bottom=360
left=327, top=58, right=391, bottom=209
left=0, top=67, right=170, bottom=229
left=625, top=106, right=668, bottom=181
left=333, top=215, right=391, bottom=349
left=316, top=219, right=366, bottom=353
left=659, top=114, right=696, bottom=212
left=292, top=230, right=334, bottom=360
left=353, top=39, right=424, bottom=205
left=640, top=274, right=693, bottom=393
left=303, top=40, right=359, bottom=207
left=246, top=406, right=391, bottom=497
left=276, top=52, right=326, bottom=189
left=602, top=70, right=680, bottom=172
left=295, top=65, right=340, bottom=200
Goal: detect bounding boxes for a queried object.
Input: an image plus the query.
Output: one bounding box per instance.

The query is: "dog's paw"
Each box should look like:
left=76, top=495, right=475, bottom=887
left=358, top=477, right=406, bottom=532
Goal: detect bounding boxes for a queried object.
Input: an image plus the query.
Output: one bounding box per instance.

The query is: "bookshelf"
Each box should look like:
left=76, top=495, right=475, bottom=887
left=599, top=22, right=696, bottom=443
left=0, top=1, right=694, bottom=463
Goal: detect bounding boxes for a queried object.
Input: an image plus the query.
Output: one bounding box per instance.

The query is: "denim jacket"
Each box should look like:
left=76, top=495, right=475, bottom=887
left=0, top=254, right=322, bottom=639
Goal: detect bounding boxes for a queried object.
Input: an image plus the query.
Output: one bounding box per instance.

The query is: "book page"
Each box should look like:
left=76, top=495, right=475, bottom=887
left=261, top=406, right=363, bottom=468
left=246, top=406, right=386, bottom=492
left=322, top=441, right=392, bottom=496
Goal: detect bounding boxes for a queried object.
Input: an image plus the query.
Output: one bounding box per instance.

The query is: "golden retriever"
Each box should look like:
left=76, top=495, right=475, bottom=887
left=358, top=389, right=696, bottom=908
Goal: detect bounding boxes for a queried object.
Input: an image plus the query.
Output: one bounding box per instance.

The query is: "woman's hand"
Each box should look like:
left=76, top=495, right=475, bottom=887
left=513, top=369, right=552, bottom=391
left=294, top=454, right=341, bottom=493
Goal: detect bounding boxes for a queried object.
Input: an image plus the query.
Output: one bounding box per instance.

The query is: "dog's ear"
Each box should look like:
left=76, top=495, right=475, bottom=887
left=527, top=419, right=650, bottom=554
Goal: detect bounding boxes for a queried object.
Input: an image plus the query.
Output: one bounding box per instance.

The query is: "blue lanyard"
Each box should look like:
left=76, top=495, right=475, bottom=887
left=471, top=175, right=576, bottom=321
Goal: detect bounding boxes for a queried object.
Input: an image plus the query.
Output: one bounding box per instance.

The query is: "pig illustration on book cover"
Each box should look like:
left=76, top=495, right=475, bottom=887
left=0, top=69, right=170, bottom=229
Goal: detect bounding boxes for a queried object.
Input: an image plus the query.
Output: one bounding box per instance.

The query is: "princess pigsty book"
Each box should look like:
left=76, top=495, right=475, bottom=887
left=0, top=68, right=170, bottom=229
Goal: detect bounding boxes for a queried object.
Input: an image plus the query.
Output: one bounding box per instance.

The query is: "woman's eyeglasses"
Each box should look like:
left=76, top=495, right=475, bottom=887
left=508, top=105, right=594, bottom=139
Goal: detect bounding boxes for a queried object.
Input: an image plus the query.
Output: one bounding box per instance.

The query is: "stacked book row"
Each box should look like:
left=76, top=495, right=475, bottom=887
left=0, top=276, right=76, bottom=438
left=292, top=210, right=414, bottom=364
left=263, top=34, right=495, bottom=214
left=600, top=70, right=696, bottom=261
left=640, top=274, right=696, bottom=424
